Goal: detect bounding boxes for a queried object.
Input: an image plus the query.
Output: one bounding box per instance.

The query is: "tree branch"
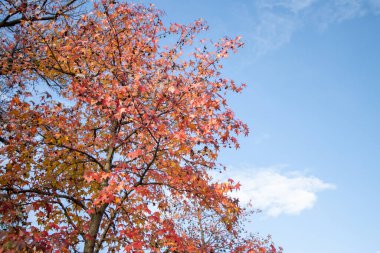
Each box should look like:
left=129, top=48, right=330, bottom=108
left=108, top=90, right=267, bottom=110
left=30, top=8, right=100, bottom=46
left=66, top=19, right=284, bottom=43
left=0, top=0, right=80, bottom=28
left=0, top=186, right=87, bottom=210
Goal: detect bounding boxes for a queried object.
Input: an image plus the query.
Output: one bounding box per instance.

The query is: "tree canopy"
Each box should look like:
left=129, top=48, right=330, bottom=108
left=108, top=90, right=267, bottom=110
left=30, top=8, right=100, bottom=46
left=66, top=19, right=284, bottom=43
left=0, top=1, right=280, bottom=252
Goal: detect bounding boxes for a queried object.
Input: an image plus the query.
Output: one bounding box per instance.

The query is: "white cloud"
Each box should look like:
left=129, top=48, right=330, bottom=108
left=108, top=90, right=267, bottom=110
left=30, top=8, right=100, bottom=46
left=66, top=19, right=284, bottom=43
left=313, top=0, right=366, bottom=29
left=251, top=12, right=297, bottom=57
left=238, top=0, right=380, bottom=57
left=370, top=0, right=380, bottom=13
left=259, top=0, right=317, bottom=13
left=224, top=166, right=335, bottom=217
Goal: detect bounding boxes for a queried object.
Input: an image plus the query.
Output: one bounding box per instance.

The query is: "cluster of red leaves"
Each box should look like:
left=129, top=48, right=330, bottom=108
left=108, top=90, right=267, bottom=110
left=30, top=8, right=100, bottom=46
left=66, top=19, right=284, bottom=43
left=0, top=1, right=280, bottom=252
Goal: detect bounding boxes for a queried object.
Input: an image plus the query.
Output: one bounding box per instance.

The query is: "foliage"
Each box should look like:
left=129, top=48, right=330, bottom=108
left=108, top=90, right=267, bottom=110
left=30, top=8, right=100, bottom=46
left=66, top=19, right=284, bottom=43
left=0, top=1, right=279, bottom=252
left=166, top=199, right=281, bottom=253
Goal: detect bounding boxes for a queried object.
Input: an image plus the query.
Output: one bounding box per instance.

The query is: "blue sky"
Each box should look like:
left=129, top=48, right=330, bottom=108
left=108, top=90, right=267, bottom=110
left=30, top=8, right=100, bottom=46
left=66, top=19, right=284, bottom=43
left=139, top=1, right=380, bottom=252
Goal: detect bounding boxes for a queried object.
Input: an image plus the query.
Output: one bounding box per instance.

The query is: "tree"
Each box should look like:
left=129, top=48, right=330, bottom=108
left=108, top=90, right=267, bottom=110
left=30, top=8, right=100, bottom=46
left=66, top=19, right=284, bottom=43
left=1, top=0, right=86, bottom=139
left=165, top=198, right=281, bottom=253
left=0, top=1, right=275, bottom=252
left=0, top=0, right=85, bottom=29
left=0, top=0, right=86, bottom=79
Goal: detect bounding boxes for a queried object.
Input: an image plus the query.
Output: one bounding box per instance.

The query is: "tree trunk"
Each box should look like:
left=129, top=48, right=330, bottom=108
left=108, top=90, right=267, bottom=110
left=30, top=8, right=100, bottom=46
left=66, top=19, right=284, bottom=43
left=84, top=124, right=116, bottom=252
left=83, top=204, right=108, bottom=253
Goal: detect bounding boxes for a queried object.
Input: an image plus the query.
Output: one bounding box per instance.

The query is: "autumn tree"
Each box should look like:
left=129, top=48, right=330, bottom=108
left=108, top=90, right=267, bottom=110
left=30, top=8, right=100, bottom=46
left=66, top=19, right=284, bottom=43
left=1, top=0, right=87, bottom=136
left=0, top=0, right=87, bottom=28
left=0, top=1, right=275, bottom=252
left=165, top=198, right=281, bottom=253
left=1, top=0, right=86, bottom=78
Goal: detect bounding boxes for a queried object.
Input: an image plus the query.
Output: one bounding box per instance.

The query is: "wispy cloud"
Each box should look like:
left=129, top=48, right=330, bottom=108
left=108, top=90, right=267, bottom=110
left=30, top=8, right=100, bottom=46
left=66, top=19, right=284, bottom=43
left=224, top=165, right=335, bottom=217
left=239, top=0, right=380, bottom=57
left=251, top=12, right=297, bottom=57
left=312, top=0, right=366, bottom=29
left=258, top=0, right=316, bottom=13
left=369, top=0, right=380, bottom=13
